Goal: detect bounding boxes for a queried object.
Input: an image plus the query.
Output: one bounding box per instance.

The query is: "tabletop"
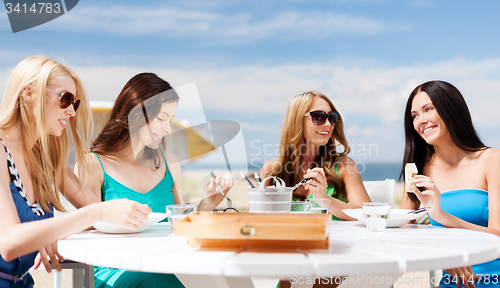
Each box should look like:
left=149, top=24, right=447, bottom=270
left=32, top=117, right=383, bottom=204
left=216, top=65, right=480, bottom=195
left=57, top=220, right=500, bottom=288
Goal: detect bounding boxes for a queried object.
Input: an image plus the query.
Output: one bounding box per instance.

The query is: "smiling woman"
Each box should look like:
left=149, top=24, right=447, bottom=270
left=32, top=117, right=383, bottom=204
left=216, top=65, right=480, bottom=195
left=260, top=91, right=371, bottom=220
left=0, top=56, right=152, bottom=288
left=75, top=72, right=233, bottom=288
left=400, top=80, right=500, bottom=288
left=259, top=91, right=371, bottom=288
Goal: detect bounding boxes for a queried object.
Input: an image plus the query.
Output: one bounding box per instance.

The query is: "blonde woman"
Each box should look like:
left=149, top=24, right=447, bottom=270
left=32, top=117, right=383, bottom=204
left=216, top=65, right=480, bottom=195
left=0, top=56, right=151, bottom=288
left=261, top=91, right=370, bottom=288
left=260, top=91, right=370, bottom=220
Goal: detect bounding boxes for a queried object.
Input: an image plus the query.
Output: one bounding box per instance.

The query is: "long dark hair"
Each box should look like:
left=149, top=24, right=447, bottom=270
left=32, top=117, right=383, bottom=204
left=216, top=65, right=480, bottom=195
left=91, top=73, right=179, bottom=168
left=400, top=80, right=487, bottom=180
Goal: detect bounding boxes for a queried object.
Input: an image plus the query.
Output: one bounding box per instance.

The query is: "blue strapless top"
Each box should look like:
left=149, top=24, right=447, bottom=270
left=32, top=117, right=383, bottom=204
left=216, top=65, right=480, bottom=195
left=429, top=189, right=489, bottom=227
left=429, top=189, right=499, bottom=287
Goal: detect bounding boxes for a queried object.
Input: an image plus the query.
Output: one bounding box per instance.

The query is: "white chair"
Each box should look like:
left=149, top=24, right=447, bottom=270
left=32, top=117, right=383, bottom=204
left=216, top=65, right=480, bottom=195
left=363, top=179, right=396, bottom=208
left=53, top=195, right=95, bottom=288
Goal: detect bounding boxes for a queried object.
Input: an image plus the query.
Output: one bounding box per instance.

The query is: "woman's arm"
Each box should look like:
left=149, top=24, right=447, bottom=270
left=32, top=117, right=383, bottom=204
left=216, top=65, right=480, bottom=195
left=165, top=152, right=185, bottom=205
left=0, top=152, right=151, bottom=262
left=69, top=152, right=105, bottom=207
left=339, top=156, right=371, bottom=207
left=0, top=188, right=149, bottom=262
left=166, top=152, right=232, bottom=211
left=485, top=149, right=500, bottom=233
left=400, top=184, right=421, bottom=210
left=259, top=160, right=274, bottom=180
left=413, top=149, right=500, bottom=236
left=304, top=156, right=370, bottom=220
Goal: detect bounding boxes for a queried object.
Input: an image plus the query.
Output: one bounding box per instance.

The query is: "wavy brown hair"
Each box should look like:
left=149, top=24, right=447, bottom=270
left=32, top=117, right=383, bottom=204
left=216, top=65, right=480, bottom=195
left=0, top=56, right=92, bottom=212
left=91, top=73, right=179, bottom=168
left=266, top=91, right=351, bottom=199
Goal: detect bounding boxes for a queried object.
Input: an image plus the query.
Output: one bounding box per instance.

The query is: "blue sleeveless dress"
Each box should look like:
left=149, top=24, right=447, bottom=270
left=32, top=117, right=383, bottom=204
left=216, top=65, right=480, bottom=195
left=93, top=152, right=184, bottom=288
left=429, top=189, right=500, bottom=287
left=0, top=139, right=53, bottom=288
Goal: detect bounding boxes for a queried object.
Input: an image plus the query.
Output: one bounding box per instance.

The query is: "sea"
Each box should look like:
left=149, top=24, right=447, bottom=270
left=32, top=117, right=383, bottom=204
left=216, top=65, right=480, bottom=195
left=183, top=162, right=403, bottom=182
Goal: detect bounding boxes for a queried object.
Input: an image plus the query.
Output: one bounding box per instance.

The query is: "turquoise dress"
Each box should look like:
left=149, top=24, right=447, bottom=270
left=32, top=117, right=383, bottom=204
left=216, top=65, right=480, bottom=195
left=93, top=152, right=184, bottom=288
left=428, top=189, right=500, bottom=287
left=0, top=139, right=53, bottom=288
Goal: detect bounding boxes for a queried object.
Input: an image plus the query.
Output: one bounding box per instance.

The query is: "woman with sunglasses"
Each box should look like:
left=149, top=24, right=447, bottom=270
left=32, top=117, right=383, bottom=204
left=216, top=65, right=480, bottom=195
left=260, top=91, right=370, bottom=220
left=400, top=80, right=500, bottom=288
left=0, top=56, right=152, bottom=288
left=261, top=91, right=370, bottom=288
left=75, top=72, right=232, bottom=288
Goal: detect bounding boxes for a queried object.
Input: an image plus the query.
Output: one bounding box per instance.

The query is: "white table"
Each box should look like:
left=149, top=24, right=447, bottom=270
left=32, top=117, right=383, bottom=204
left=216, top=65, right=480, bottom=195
left=58, top=221, right=500, bottom=288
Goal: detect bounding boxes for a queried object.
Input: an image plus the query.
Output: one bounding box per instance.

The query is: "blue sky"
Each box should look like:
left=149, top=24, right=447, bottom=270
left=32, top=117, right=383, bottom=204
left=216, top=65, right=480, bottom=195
left=1, top=0, right=500, bottom=170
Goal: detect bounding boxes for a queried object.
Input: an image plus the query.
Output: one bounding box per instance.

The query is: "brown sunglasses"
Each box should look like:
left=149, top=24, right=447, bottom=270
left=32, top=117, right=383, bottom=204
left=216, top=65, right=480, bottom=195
left=46, top=88, right=80, bottom=112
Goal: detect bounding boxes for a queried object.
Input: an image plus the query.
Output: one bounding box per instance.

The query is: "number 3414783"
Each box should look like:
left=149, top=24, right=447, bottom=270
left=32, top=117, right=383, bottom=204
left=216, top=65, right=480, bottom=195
left=5, top=3, right=61, bottom=14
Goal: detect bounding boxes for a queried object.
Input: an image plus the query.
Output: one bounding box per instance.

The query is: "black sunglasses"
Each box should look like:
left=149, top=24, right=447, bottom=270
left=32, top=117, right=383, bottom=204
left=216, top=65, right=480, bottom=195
left=304, top=110, right=340, bottom=126
left=46, top=88, right=80, bottom=112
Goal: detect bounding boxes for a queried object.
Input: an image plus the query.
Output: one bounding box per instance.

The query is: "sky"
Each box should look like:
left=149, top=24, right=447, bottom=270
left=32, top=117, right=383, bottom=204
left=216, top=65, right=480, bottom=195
left=1, top=0, right=500, bottom=171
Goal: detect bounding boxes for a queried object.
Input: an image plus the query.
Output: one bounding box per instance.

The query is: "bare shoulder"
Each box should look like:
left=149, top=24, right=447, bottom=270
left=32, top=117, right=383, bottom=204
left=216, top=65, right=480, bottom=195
left=260, top=159, right=276, bottom=177
left=165, top=152, right=180, bottom=166
left=75, top=152, right=104, bottom=180
left=165, top=152, right=181, bottom=175
left=336, top=156, right=361, bottom=177
left=480, top=148, right=500, bottom=169
left=337, top=155, right=358, bottom=168
left=481, top=147, right=500, bottom=158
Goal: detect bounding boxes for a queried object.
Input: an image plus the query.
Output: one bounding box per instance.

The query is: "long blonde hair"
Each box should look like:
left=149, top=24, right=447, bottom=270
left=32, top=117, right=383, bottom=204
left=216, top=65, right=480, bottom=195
left=0, top=56, right=92, bottom=212
left=267, top=91, right=350, bottom=198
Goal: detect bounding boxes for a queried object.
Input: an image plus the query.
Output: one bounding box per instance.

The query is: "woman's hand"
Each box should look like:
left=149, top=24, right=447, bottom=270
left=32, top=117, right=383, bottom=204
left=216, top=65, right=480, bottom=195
left=303, top=168, right=328, bottom=199
left=33, top=241, right=64, bottom=273
left=412, top=175, right=443, bottom=219
left=443, top=266, right=480, bottom=288
left=97, top=199, right=152, bottom=230
left=200, top=173, right=233, bottom=209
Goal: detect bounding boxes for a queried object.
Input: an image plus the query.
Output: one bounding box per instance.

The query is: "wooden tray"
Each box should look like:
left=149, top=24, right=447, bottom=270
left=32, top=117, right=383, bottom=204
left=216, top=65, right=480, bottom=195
left=173, top=212, right=331, bottom=249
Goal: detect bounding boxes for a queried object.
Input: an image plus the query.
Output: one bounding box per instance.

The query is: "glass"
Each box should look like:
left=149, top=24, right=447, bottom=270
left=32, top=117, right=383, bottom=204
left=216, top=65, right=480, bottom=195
left=306, top=198, right=331, bottom=214
left=166, top=204, right=197, bottom=226
left=304, top=110, right=340, bottom=126
left=290, top=201, right=312, bottom=213
left=46, top=88, right=80, bottom=111
left=362, top=202, right=391, bottom=232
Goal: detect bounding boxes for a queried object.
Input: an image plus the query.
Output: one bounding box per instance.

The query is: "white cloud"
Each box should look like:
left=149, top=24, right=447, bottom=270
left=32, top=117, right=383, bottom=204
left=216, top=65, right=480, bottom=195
left=2, top=54, right=500, bottom=164
left=44, top=5, right=396, bottom=43
left=2, top=55, right=500, bottom=129
left=240, top=122, right=281, bottom=133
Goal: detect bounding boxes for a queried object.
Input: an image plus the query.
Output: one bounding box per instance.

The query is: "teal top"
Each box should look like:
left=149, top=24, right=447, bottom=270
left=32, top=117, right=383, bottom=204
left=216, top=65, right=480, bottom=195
left=93, top=152, right=184, bottom=288
left=429, top=189, right=499, bottom=287
left=94, top=152, right=175, bottom=215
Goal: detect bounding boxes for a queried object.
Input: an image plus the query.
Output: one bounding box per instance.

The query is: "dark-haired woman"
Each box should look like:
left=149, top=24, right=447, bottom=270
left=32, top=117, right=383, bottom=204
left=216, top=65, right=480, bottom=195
left=75, top=73, right=232, bottom=288
left=400, top=80, right=500, bottom=288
